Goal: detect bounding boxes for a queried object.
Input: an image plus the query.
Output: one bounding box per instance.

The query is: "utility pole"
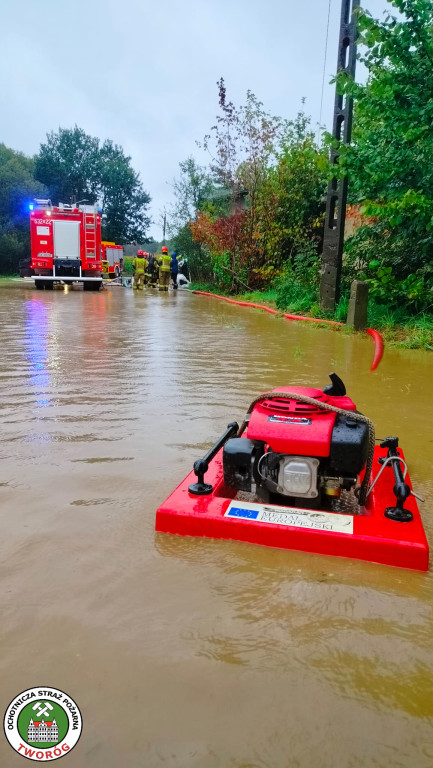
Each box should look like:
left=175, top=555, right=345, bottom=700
left=319, top=0, right=360, bottom=311
left=162, top=211, right=167, bottom=244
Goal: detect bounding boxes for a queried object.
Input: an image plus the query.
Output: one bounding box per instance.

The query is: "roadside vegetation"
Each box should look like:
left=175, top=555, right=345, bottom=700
left=189, top=283, right=433, bottom=350
left=123, top=257, right=134, bottom=275
left=168, top=0, right=433, bottom=350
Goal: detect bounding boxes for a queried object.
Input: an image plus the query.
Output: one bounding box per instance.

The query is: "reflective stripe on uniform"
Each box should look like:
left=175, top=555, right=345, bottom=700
left=133, top=258, right=147, bottom=273
left=157, top=253, right=171, bottom=271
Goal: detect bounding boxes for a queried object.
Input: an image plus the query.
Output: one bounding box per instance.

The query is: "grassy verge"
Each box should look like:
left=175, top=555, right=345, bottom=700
left=365, top=310, right=433, bottom=350
left=188, top=283, right=433, bottom=350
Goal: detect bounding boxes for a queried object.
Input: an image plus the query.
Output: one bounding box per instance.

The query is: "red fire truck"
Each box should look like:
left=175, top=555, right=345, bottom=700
left=101, top=241, right=123, bottom=279
left=25, top=199, right=103, bottom=290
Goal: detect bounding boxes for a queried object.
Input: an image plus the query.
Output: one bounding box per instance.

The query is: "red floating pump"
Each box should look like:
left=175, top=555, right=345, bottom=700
left=155, top=374, right=429, bottom=571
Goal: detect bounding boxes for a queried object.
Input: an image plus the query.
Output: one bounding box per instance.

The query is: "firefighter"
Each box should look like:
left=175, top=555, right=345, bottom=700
left=157, top=246, right=171, bottom=291
left=132, top=250, right=147, bottom=290
left=146, top=253, right=158, bottom=286
left=142, top=252, right=150, bottom=286
left=170, top=252, right=179, bottom=289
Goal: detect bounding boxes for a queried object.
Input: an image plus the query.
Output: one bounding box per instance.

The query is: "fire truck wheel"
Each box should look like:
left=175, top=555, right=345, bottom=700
left=83, top=281, right=102, bottom=291
left=45, top=281, right=54, bottom=290
left=35, top=281, right=44, bottom=290
left=114, top=266, right=120, bottom=278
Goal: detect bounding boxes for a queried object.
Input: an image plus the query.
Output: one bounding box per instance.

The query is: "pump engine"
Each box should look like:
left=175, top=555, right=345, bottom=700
left=222, top=374, right=369, bottom=508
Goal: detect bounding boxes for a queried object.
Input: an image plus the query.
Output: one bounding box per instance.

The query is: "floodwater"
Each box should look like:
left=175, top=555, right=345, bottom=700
left=1, top=279, right=433, bottom=768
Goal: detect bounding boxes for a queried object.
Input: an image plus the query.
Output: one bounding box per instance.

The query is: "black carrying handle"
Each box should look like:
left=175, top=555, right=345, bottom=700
left=381, top=437, right=413, bottom=522
left=189, top=422, right=239, bottom=496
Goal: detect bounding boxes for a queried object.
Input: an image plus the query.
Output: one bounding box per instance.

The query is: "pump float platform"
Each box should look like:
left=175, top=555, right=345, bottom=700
left=155, top=379, right=429, bottom=571
left=155, top=445, right=428, bottom=571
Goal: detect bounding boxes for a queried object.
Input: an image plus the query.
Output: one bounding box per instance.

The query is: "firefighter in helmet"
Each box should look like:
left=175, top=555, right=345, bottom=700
left=132, top=250, right=147, bottom=290
left=157, top=245, right=171, bottom=291
left=146, top=252, right=158, bottom=287
left=142, top=252, right=150, bottom=286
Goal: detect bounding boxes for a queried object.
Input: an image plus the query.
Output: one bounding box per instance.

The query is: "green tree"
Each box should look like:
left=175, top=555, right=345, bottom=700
left=202, top=79, right=282, bottom=212
left=98, top=140, right=151, bottom=242
left=173, top=224, right=213, bottom=281
left=169, top=157, right=213, bottom=233
left=35, top=126, right=99, bottom=205
left=341, top=0, right=433, bottom=310
left=168, top=157, right=214, bottom=278
left=35, top=126, right=151, bottom=244
left=0, top=144, right=46, bottom=273
left=190, top=80, right=285, bottom=287
left=179, top=82, right=328, bottom=291
left=257, top=114, right=328, bottom=279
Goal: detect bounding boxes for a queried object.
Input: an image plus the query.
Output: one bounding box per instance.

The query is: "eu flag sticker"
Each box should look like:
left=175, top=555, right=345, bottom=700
left=226, top=506, right=260, bottom=520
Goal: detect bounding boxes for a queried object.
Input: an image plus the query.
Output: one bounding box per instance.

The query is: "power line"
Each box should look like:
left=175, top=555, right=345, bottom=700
left=318, top=0, right=332, bottom=134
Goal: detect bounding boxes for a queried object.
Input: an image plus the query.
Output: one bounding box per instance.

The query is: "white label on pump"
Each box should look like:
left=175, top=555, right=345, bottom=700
left=37, top=226, right=50, bottom=236
left=268, top=415, right=312, bottom=425
left=225, top=500, right=353, bottom=534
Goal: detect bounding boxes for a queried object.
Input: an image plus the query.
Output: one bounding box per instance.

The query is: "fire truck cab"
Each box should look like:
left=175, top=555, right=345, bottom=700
left=101, top=241, right=123, bottom=279
left=27, top=199, right=103, bottom=290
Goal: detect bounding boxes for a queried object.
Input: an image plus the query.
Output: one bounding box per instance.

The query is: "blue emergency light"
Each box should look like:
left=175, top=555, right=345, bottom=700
left=29, top=204, right=34, bottom=211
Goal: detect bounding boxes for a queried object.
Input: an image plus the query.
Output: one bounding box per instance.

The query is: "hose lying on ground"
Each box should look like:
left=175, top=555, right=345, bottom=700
left=192, top=291, right=384, bottom=372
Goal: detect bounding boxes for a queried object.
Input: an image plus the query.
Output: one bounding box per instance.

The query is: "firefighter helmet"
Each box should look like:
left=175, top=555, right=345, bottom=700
left=161, top=246, right=168, bottom=253
left=143, top=251, right=149, bottom=257
left=137, top=250, right=143, bottom=256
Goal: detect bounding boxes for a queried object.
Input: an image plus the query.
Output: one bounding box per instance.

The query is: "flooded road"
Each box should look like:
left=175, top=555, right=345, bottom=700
left=1, top=279, right=433, bottom=768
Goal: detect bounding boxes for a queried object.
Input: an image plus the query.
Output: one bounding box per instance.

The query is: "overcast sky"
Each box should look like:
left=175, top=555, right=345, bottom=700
left=1, top=0, right=390, bottom=239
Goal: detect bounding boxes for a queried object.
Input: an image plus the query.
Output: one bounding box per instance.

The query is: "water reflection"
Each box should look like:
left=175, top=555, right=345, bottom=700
left=25, top=297, right=51, bottom=408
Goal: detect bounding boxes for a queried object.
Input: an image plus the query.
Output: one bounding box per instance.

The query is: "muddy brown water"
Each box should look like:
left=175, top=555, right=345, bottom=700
left=1, top=279, right=433, bottom=768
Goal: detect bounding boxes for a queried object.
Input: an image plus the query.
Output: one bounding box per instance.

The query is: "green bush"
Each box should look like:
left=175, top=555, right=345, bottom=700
left=343, top=224, right=433, bottom=313
left=0, top=232, right=29, bottom=274
left=273, top=246, right=319, bottom=313
left=123, top=256, right=134, bottom=275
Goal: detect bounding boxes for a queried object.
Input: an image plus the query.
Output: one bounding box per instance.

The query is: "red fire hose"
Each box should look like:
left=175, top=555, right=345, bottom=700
left=192, top=290, right=384, bottom=372
left=365, top=328, right=384, bottom=371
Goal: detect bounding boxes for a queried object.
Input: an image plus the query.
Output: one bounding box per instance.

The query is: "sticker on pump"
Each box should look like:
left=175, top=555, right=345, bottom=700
left=225, top=500, right=353, bottom=534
